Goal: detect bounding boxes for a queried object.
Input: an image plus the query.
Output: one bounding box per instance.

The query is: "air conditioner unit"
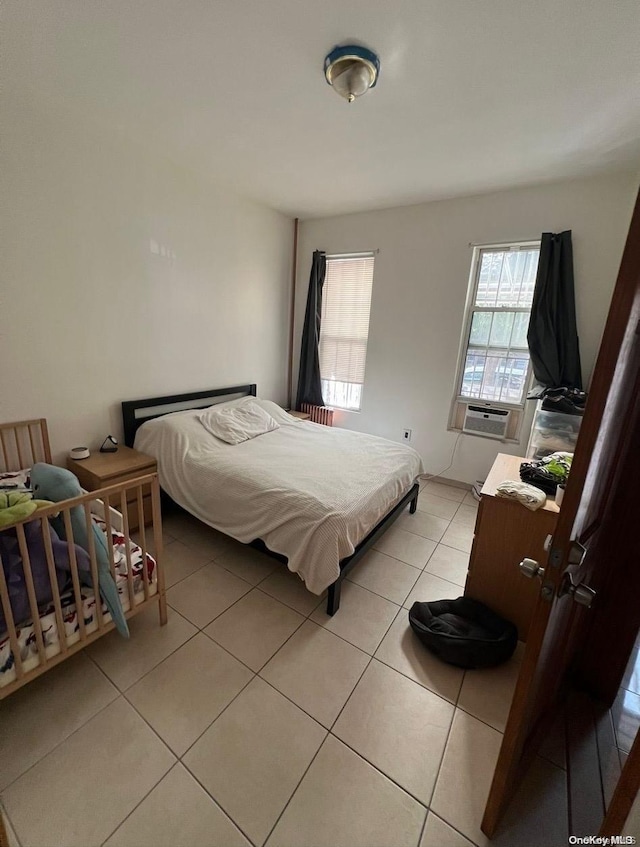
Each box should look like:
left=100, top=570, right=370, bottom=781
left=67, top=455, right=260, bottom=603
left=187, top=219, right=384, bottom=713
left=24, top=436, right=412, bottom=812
left=462, top=404, right=510, bottom=440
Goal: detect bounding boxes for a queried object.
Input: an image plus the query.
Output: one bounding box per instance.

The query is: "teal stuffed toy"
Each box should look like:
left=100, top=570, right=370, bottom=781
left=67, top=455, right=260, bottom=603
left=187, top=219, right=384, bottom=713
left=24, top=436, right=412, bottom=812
left=30, top=463, right=129, bottom=638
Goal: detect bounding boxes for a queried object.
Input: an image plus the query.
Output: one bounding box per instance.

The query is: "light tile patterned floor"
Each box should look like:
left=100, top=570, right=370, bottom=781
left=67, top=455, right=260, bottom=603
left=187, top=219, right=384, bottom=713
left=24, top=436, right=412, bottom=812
left=0, top=482, right=568, bottom=847
left=613, top=632, right=640, bottom=754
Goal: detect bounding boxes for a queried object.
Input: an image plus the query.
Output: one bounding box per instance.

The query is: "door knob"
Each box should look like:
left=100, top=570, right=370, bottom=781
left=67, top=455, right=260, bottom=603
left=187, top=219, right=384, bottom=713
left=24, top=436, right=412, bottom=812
left=519, top=558, right=545, bottom=580
left=568, top=540, right=587, bottom=566
left=559, top=573, right=596, bottom=608
left=573, top=584, right=597, bottom=607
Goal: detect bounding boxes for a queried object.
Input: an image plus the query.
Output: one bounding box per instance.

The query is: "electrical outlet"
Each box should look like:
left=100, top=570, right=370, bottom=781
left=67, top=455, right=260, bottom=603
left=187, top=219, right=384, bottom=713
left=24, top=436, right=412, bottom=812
left=402, top=429, right=412, bottom=441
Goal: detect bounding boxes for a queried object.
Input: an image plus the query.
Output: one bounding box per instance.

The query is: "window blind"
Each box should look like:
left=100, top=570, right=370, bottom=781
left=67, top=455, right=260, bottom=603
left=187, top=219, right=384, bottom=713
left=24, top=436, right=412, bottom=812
left=319, top=255, right=375, bottom=394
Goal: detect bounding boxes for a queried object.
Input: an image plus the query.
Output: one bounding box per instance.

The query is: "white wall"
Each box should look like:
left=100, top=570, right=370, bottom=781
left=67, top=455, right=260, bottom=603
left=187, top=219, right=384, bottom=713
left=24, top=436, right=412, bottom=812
left=1, top=98, right=293, bottom=462
left=296, top=174, right=638, bottom=484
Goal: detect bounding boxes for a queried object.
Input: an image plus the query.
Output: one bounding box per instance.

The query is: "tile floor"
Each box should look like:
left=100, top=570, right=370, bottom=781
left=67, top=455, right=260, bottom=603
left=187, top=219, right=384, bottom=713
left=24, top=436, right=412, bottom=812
left=0, top=480, right=569, bottom=847
left=612, top=633, right=640, bottom=756
left=583, top=631, right=640, bottom=815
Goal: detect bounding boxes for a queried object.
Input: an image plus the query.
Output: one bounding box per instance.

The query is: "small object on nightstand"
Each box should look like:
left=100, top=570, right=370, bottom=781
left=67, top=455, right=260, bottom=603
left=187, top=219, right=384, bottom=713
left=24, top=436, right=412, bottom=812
left=288, top=410, right=311, bottom=421
left=100, top=435, right=119, bottom=453
left=69, top=447, right=91, bottom=460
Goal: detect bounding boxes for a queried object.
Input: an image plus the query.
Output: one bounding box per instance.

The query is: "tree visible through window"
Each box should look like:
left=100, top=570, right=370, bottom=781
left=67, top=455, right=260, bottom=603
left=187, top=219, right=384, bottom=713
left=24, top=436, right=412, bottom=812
left=319, top=254, right=375, bottom=411
left=457, top=244, right=540, bottom=406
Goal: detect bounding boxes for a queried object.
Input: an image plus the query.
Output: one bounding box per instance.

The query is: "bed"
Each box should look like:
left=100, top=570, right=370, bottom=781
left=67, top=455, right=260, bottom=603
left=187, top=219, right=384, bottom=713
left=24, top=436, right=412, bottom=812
left=0, top=418, right=166, bottom=699
left=123, top=384, right=423, bottom=615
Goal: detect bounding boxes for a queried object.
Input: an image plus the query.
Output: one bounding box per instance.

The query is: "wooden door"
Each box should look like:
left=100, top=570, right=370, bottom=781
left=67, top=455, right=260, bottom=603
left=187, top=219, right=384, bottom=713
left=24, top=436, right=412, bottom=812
left=482, top=188, right=640, bottom=837
left=603, top=722, right=640, bottom=837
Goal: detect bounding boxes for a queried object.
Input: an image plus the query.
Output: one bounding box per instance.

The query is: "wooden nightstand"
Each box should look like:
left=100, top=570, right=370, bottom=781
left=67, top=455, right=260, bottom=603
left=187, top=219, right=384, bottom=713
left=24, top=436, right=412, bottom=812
left=66, top=446, right=157, bottom=532
left=288, top=410, right=311, bottom=420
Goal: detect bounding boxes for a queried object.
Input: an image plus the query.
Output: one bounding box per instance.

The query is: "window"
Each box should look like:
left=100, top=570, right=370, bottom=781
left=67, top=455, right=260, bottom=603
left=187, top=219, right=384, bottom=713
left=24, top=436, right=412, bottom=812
left=455, top=242, right=540, bottom=408
left=319, top=253, right=375, bottom=411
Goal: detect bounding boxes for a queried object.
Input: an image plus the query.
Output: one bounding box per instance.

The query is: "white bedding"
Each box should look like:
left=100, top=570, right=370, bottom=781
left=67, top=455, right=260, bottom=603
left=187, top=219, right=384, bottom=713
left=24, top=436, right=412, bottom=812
left=135, top=399, right=424, bottom=594
left=198, top=400, right=280, bottom=444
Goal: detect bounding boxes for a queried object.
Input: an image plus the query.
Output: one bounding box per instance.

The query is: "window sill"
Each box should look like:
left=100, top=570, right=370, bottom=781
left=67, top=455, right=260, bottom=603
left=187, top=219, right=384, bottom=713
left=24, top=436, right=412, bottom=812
left=449, top=398, right=534, bottom=444
left=455, top=397, right=526, bottom=412
left=447, top=425, right=523, bottom=445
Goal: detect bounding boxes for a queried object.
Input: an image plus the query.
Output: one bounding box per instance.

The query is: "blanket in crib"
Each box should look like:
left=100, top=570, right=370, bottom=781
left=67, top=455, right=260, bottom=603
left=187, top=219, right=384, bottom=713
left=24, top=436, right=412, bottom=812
left=0, top=518, right=156, bottom=688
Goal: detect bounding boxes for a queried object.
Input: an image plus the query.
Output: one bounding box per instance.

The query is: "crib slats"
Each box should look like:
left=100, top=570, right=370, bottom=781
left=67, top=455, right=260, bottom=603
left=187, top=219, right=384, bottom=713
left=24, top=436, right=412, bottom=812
left=27, top=424, right=37, bottom=468
left=136, top=488, right=150, bottom=601
left=120, top=491, right=136, bottom=610
left=0, top=418, right=51, bottom=472
left=39, top=419, right=52, bottom=464
left=40, top=518, right=68, bottom=654
left=0, top=468, right=165, bottom=700
left=62, top=510, right=87, bottom=642
left=15, top=523, right=47, bottom=665
left=101, top=493, right=117, bottom=582
left=83, top=503, right=104, bottom=630
left=14, top=429, right=24, bottom=470
left=0, top=430, right=9, bottom=472
left=151, top=477, right=167, bottom=626
left=0, top=550, right=24, bottom=680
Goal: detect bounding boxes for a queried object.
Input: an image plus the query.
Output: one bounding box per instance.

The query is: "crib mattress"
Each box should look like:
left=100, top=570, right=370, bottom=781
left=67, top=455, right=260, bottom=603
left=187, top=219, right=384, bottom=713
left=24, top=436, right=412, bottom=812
left=0, top=518, right=157, bottom=688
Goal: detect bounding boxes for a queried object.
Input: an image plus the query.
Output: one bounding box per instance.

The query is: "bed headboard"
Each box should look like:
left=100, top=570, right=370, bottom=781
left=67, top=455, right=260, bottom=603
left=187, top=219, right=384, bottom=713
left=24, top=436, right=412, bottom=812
left=121, top=384, right=257, bottom=447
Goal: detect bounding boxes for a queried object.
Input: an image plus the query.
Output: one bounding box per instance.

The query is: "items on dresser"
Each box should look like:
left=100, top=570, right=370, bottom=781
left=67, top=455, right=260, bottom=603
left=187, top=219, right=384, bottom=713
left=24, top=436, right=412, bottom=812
left=464, top=453, right=560, bottom=641
left=495, top=480, right=546, bottom=511
left=526, top=400, right=583, bottom=460
left=540, top=386, right=587, bottom=415
left=519, top=451, right=573, bottom=495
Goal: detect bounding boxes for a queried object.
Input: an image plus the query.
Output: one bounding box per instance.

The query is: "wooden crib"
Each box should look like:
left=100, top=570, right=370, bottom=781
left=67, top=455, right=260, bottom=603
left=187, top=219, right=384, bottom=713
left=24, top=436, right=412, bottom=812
left=0, top=418, right=166, bottom=700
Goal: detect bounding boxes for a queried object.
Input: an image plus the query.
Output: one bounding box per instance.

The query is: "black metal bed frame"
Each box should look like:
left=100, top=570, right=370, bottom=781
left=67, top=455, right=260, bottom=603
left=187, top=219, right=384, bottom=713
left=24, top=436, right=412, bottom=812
left=324, top=482, right=418, bottom=614
left=122, top=383, right=257, bottom=448
left=121, top=384, right=419, bottom=615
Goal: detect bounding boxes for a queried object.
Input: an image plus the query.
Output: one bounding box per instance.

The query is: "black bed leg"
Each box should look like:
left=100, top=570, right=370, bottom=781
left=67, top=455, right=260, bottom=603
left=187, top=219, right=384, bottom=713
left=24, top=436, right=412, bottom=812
left=410, top=491, right=419, bottom=514
left=327, top=582, right=341, bottom=616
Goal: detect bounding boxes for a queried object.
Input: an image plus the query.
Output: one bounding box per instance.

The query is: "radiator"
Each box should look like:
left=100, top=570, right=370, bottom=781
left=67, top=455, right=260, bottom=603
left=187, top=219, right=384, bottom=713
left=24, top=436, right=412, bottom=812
left=300, top=403, right=335, bottom=426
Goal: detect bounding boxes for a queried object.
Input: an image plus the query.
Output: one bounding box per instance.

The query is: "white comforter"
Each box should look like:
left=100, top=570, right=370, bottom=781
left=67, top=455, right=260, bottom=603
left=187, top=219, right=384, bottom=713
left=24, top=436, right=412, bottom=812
left=135, top=402, right=423, bottom=594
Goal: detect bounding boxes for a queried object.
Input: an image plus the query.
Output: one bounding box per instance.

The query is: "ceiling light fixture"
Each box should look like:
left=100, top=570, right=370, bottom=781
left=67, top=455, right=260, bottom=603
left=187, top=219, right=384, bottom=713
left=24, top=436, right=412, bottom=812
left=324, top=44, right=380, bottom=103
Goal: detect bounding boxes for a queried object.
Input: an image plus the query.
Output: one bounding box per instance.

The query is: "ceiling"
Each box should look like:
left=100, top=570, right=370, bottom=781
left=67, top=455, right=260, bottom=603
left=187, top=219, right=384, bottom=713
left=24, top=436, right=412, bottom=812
left=6, top=0, right=640, bottom=218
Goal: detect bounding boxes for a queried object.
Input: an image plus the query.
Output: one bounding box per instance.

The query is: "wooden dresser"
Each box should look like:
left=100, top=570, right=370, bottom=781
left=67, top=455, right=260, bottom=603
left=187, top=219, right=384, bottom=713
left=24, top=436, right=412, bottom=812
left=464, top=453, right=560, bottom=641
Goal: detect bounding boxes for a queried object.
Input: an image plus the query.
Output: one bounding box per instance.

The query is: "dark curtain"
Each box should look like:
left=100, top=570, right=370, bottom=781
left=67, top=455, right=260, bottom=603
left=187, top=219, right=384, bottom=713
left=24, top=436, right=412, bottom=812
left=296, top=250, right=327, bottom=408
left=527, top=231, right=582, bottom=396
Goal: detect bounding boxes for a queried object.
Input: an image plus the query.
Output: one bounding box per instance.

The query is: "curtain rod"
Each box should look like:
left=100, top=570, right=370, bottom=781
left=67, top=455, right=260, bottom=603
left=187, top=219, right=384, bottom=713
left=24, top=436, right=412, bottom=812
left=322, top=249, right=380, bottom=258
left=468, top=239, right=540, bottom=249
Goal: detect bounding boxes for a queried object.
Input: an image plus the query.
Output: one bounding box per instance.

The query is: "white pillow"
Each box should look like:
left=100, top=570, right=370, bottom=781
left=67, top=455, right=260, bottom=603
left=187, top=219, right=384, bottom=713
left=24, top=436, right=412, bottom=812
left=198, top=399, right=280, bottom=444
left=250, top=398, right=303, bottom=426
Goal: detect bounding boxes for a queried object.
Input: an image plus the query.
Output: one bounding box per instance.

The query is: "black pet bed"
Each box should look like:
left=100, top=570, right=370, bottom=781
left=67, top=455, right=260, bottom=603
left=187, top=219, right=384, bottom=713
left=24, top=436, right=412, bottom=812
left=408, top=597, right=518, bottom=669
